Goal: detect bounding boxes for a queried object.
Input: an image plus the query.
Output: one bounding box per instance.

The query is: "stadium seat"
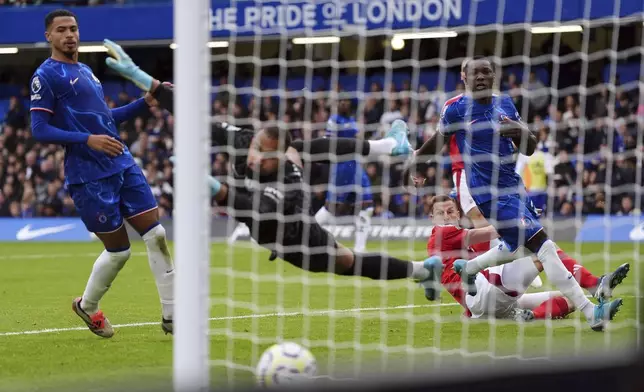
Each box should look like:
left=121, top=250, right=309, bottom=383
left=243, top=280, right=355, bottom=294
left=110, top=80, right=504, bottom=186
left=603, top=62, right=641, bottom=88
left=0, top=84, right=22, bottom=100
left=502, top=65, right=550, bottom=85
left=0, top=99, right=10, bottom=121
left=101, top=81, right=125, bottom=102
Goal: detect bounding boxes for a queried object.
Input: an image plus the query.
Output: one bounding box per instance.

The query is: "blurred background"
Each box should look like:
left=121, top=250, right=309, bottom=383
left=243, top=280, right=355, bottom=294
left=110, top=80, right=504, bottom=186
left=0, top=0, right=641, bottom=224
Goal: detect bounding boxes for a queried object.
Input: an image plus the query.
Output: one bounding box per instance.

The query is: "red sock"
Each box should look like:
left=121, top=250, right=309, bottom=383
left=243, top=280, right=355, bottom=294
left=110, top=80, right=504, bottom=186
left=557, top=250, right=599, bottom=289
left=532, top=297, right=572, bottom=319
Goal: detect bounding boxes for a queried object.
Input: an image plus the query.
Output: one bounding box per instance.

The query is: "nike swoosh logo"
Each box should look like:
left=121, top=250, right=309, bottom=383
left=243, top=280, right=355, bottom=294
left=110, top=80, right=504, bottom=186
left=16, top=223, right=77, bottom=241
left=70, top=77, right=78, bottom=85
left=629, top=223, right=644, bottom=241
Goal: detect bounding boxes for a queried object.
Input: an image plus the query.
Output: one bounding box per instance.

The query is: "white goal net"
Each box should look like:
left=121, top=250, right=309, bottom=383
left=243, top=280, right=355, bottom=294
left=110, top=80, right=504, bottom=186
left=174, top=0, right=643, bottom=389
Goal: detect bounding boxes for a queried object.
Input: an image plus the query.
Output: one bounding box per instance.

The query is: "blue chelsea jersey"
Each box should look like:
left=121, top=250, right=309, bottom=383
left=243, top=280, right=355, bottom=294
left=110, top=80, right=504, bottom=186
left=30, top=58, right=135, bottom=185
left=326, top=114, right=358, bottom=139
left=439, top=94, right=525, bottom=204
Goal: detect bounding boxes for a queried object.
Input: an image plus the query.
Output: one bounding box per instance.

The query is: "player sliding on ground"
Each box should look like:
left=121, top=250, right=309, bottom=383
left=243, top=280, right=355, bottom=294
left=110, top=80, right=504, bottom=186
left=29, top=10, right=175, bottom=338
left=103, top=40, right=441, bottom=285
left=405, top=55, right=622, bottom=331
left=424, top=195, right=629, bottom=321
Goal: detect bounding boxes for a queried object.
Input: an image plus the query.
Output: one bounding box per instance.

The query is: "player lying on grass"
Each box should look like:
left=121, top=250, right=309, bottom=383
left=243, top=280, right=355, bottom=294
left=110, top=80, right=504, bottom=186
left=424, top=194, right=628, bottom=321
left=405, top=56, right=621, bottom=331
left=29, top=10, right=174, bottom=339
left=103, top=40, right=440, bottom=284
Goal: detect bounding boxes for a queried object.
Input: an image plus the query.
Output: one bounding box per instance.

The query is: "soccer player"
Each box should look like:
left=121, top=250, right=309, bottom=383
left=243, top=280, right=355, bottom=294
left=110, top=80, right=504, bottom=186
left=410, top=58, right=543, bottom=289
left=29, top=10, right=175, bottom=338
left=314, top=99, right=375, bottom=253
left=425, top=194, right=628, bottom=321
left=103, top=40, right=440, bottom=285
left=405, top=56, right=622, bottom=331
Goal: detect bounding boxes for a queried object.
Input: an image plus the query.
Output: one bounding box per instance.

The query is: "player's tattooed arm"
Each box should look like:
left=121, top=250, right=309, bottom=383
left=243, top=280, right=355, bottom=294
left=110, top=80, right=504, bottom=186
left=464, top=225, right=500, bottom=247
left=414, top=131, right=450, bottom=166
left=499, top=118, right=537, bottom=156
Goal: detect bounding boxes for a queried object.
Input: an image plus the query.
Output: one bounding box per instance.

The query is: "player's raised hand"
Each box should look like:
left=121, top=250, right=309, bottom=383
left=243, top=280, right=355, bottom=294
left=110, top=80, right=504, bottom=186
left=103, top=39, right=154, bottom=92
left=87, top=134, right=124, bottom=157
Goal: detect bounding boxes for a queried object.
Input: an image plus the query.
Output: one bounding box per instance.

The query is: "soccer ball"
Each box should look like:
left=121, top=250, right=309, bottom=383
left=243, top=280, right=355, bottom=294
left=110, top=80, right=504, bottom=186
left=255, top=342, right=317, bottom=388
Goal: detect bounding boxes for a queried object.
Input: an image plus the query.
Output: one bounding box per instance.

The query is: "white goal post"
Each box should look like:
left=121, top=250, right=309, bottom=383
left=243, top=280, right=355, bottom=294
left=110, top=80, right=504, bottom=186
left=172, top=0, right=212, bottom=390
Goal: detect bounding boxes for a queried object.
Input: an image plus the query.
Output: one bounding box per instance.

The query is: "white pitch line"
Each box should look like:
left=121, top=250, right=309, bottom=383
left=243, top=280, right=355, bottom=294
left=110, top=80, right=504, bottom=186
left=0, top=252, right=148, bottom=261
left=2, top=294, right=637, bottom=338
left=0, top=303, right=453, bottom=337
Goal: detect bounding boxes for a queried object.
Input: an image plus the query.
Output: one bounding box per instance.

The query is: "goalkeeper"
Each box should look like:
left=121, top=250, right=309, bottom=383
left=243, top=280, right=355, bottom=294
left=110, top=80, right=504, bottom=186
left=103, top=39, right=441, bottom=283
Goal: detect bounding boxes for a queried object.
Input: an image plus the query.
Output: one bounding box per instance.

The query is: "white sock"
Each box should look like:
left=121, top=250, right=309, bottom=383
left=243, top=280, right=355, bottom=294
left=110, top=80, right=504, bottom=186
left=516, top=291, right=560, bottom=309
left=228, top=222, right=250, bottom=244
left=354, top=208, right=372, bottom=253
left=536, top=240, right=593, bottom=320
left=314, top=206, right=334, bottom=225
left=499, top=256, right=540, bottom=293
left=143, top=224, right=175, bottom=320
left=489, top=238, right=501, bottom=249
left=411, top=262, right=430, bottom=280
left=367, top=138, right=397, bottom=158
left=465, top=241, right=517, bottom=275
left=80, top=249, right=131, bottom=314
left=530, top=275, right=544, bottom=288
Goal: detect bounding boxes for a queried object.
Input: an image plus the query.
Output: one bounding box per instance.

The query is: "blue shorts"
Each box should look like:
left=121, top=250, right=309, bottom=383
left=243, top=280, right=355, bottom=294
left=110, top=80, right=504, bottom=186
left=477, top=194, right=543, bottom=252
left=68, top=165, right=158, bottom=233
left=527, top=191, right=547, bottom=212
left=326, top=162, right=373, bottom=205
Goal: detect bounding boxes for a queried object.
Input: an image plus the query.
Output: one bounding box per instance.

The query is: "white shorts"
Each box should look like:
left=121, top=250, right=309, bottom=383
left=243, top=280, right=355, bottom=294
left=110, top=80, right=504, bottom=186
left=452, top=169, right=477, bottom=215
left=465, top=257, right=541, bottom=319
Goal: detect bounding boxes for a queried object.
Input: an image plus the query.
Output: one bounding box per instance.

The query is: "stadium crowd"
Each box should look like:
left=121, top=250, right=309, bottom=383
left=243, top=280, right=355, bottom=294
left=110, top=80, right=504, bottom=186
left=0, top=71, right=642, bottom=219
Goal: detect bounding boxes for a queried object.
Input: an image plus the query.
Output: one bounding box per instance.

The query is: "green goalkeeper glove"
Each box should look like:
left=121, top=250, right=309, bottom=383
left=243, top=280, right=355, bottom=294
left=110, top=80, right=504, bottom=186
left=103, top=39, right=154, bottom=92
left=208, top=175, right=222, bottom=196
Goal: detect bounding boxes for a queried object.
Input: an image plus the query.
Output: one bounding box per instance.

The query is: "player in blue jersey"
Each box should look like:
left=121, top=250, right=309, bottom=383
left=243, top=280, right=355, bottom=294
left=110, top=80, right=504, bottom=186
left=405, top=56, right=622, bottom=331
left=29, top=10, right=174, bottom=338
left=314, top=99, right=374, bottom=252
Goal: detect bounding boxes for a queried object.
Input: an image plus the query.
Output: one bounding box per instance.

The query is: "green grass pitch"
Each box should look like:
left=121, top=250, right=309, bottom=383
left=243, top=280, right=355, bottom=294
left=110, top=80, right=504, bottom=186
left=0, top=240, right=641, bottom=391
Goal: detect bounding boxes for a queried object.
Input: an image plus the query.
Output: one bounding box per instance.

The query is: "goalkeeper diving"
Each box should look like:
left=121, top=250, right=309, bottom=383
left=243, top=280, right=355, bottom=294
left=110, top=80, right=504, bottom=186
left=103, top=40, right=441, bottom=284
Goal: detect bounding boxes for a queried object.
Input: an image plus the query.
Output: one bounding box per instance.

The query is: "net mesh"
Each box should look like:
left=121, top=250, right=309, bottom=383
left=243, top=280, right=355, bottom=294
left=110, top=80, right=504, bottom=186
left=198, top=0, right=643, bottom=387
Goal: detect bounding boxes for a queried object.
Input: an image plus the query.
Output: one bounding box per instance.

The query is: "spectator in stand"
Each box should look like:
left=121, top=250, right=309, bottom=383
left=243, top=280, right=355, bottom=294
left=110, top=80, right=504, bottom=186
left=616, top=195, right=636, bottom=216
left=3, top=97, right=26, bottom=130
left=380, top=98, right=404, bottom=133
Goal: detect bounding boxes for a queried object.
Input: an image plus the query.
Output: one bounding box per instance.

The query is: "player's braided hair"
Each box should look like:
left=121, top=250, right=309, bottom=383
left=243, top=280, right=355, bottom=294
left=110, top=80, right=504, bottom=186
left=45, top=9, right=77, bottom=30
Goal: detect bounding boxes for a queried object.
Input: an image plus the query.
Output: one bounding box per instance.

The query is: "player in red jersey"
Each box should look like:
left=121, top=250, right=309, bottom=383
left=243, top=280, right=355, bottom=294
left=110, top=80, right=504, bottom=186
left=426, top=194, right=629, bottom=321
